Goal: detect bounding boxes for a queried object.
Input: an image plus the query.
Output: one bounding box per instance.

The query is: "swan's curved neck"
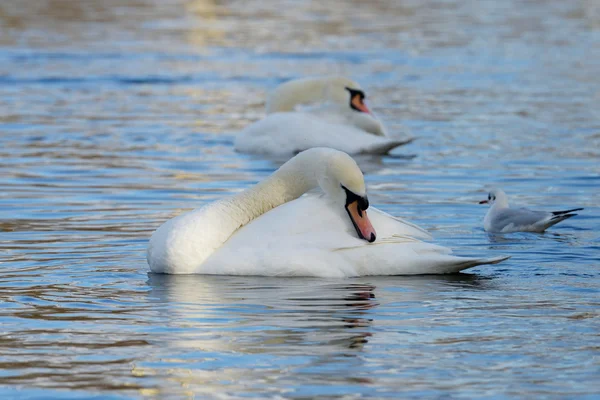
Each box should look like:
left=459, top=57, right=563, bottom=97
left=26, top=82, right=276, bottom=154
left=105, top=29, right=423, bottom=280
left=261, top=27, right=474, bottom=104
left=267, top=77, right=332, bottom=113
left=224, top=154, right=321, bottom=225
left=147, top=150, right=331, bottom=274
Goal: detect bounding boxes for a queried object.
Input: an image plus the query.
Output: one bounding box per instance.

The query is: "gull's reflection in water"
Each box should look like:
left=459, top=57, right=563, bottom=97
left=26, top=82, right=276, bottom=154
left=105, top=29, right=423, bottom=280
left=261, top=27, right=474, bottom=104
left=484, top=230, right=583, bottom=256
left=146, top=275, right=379, bottom=354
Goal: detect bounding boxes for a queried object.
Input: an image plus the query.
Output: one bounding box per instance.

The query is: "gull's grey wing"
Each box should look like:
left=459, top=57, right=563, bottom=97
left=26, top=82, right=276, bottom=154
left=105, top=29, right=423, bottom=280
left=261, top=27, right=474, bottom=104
left=491, top=207, right=550, bottom=231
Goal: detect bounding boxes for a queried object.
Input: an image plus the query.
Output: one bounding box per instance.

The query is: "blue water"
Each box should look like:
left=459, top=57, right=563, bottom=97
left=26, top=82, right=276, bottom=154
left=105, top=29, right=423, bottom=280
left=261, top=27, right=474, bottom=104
left=0, top=0, right=599, bottom=398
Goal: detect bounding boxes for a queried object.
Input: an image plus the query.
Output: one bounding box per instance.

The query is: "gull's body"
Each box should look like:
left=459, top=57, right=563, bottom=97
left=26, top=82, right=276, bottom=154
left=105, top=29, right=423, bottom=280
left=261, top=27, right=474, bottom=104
left=147, top=148, right=508, bottom=277
left=234, top=76, right=413, bottom=155
left=480, top=189, right=583, bottom=233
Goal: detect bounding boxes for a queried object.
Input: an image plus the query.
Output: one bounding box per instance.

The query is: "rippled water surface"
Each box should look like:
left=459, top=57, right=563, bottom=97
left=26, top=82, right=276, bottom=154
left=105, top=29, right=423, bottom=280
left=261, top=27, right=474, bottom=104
left=1, top=0, right=599, bottom=398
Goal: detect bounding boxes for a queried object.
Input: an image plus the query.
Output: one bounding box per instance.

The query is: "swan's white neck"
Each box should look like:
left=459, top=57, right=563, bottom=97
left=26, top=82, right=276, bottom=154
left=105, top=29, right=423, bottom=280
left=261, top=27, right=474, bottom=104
left=147, top=149, right=334, bottom=274
left=221, top=154, right=321, bottom=224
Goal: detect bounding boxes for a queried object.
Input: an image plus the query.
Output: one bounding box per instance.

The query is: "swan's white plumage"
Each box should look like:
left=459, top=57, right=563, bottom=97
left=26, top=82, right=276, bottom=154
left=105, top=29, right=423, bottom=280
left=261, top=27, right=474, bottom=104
left=197, top=195, right=502, bottom=278
left=147, top=148, right=509, bottom=277
left=234, top=76, right=413, bottom=155
left=235, top=112, right=413, bottom=156
left=266, top=76, right=360, bottom=114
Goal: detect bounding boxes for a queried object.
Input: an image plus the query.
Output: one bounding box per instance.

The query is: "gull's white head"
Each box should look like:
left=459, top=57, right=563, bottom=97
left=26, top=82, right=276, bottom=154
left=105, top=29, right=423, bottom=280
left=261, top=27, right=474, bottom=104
left=479, top=188, right=509, bottom=208
left=266, top=76, right=386, bottom=136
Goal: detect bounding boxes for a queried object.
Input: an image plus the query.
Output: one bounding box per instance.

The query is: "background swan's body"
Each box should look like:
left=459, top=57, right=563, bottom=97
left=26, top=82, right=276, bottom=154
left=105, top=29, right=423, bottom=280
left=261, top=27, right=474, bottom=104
left=148, top=148, right=508, bottom=277
left=234, top=76, right=413, bottom=155
left=235, top=111, right=413, bottom=155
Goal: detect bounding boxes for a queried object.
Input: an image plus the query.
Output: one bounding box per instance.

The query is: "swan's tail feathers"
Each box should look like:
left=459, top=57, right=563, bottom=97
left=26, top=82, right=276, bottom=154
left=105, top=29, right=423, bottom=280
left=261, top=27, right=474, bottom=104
left=432, top=255, right=511, bottom=274
left=361, top=138, right=414, bottom=155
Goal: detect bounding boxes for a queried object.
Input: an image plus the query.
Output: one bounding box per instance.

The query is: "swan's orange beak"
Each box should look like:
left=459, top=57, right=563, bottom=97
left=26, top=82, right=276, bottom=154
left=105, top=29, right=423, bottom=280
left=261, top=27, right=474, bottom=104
left=351, top=94, right=371, bottom=114
left=479, top=200, right=488, bottom=204
left=345, top=200, right=376, bottom=243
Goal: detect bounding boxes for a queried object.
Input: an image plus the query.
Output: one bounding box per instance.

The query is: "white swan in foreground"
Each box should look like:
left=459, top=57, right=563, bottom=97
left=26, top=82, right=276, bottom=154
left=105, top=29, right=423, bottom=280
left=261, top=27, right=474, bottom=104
left=480, top=188, right=583, bottom=233
left=148, top=148, right=508, bottom=277
left=234, top=76, right=413, bottom=155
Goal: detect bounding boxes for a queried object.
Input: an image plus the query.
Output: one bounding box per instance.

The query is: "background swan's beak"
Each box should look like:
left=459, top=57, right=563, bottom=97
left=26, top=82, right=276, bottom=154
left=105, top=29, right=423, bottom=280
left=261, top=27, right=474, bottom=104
left=351, top=95, right=371, bottom=114
left=479, top=200, right=488, bottom=204
left=345, top=200, right=376, bottom=242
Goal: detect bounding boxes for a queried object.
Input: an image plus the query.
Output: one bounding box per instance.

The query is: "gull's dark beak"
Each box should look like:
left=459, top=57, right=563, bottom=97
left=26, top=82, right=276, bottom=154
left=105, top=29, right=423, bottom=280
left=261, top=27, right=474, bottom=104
left=342, top=186, right=376, bottom=242
left=479, top=200, right=489, bottom=204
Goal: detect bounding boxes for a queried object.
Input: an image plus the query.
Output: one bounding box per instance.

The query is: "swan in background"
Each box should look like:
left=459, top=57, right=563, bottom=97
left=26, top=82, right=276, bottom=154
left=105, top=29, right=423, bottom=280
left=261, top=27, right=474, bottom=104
left=234, top=76, right=414, bottom=155
left=148, top=148, right=508, bottom=277
left=480, top=188, right=583, bottom=233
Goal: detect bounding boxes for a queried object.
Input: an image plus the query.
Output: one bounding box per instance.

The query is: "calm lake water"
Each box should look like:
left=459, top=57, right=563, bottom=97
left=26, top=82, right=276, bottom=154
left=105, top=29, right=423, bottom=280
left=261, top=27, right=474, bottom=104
left=1, top=0, right=599, bottom=398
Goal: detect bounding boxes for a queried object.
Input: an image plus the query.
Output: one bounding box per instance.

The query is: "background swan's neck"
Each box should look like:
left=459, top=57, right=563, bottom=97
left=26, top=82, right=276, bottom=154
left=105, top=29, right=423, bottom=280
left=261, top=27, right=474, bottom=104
left=267, top=77, right=329, bottom=113
left=266, top=76, right=361, bottom=114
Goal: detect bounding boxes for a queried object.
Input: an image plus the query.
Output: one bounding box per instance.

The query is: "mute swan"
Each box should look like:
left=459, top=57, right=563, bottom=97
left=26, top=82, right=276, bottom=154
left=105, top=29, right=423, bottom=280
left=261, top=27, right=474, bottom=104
left=148, top=148, right=508, bottom=276
left=234, top=76, right=414, bottom=155
left=480, top=188, right=583, bottom=233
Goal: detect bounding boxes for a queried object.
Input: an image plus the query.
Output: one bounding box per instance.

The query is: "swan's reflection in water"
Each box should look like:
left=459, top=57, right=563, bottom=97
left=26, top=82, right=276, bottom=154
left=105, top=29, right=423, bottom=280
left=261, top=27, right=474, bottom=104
left=140, top=273, right=492, bottom=396
left=145, top=273, right=489, bottom=354
left=140, top=275, right=386, bottom=395
left=146, top=275, right=378, bottom=354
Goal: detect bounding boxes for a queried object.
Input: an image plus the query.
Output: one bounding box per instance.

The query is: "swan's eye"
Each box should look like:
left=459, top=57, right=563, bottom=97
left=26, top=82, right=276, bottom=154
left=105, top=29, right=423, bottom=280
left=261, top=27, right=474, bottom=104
left=358, top=195, right=369, bottom=211
left=492, top=196, right=496, bottom=200
left=345, top=87, right=365, bottom=100
left=341, top=185, right=368, bottom=210
left=488, top=194, right=491, bottom=200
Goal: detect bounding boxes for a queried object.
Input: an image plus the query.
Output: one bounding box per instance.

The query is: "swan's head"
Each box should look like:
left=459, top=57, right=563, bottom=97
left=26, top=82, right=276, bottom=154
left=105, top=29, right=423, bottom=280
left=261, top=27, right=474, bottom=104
left=266, top=76, right=386, bottom=136
left=321, top=76, right=386, bottom=137
left=314, top=149, right=376, bottom=243
left=479, top=188, right=509, bottom=208
left=322, top=76, right=371, bottom=114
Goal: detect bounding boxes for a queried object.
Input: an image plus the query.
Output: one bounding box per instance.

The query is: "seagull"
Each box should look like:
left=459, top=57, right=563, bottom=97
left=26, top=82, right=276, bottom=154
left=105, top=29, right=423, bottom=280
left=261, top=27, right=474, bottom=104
left=479, top=188, right=583, bottom=233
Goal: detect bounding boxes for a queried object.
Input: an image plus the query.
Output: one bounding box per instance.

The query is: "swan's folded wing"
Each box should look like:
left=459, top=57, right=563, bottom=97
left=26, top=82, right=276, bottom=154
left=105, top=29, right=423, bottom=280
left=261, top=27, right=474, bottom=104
left=368, top=208, right=432, bottom=240
left=337, top=241, right=510, bottom=275
left=199, top=195, right=510, bottom=277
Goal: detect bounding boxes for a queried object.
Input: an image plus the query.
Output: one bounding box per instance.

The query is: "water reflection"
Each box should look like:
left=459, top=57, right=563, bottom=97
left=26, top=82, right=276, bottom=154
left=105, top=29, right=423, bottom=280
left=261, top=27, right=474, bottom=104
left=145, top=273, right=495, bottom=352
left=486, top=231, right=581, bottom=243
left=136, top=273, right=498, bottom=396
left=146, top=275, right=377, bottom=353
